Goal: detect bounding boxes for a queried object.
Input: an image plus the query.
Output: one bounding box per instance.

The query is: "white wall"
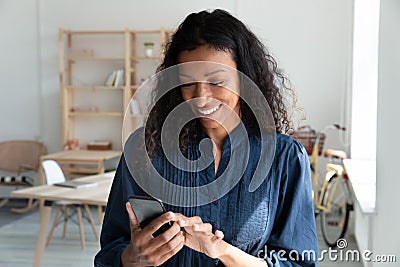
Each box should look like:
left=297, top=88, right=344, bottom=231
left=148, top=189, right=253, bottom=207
left=0, top=0, right=353, bottom=153
left=351, top=0, right=379, bottom=161
left=350, top=1, right=380, bottom=264
left=373, top=0, right=400, bottom=264
left=0, top=0, right=42, bottom=141
left=238, top=0, right=354, bottom=151
left=351, top=1, right=400, bottom=266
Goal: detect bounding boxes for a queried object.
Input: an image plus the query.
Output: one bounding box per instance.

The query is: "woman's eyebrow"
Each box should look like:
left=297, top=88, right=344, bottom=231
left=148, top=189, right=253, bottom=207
left=204, top=69, right=226, bottom=77
left=178, top=69, right=227, bottom=79
left=178, top=73, right=194, bottom=79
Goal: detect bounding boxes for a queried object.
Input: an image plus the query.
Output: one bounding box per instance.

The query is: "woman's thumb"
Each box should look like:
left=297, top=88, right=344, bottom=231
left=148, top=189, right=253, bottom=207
left=125, top=202, right=140, bottom=231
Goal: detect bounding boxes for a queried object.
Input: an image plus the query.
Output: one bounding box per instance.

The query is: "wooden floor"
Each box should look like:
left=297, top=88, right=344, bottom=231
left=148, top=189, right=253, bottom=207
left=0, top=204, right=363, bottom=267
left=0, top=206, right=101, bottom=267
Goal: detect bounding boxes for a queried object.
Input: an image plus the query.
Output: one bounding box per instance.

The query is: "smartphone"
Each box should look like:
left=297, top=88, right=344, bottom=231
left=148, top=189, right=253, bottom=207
left=128, top=195, right=172, bottom=236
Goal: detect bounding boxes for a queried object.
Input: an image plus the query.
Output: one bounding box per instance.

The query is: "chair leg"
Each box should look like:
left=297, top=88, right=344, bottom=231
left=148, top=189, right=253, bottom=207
left=62, top=206, right=69, bottom=239
left=11, top=198, right=39, bottom=213
left=46, top=206, right=63, bottom=247
left=0, top=198, right=9, bottom=208
left=76, top=206, right=85, bottom=249
left=84, top=205, right=99, bottom=241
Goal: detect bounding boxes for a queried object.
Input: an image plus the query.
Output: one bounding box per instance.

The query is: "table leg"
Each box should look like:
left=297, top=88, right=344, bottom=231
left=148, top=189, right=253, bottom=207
left=98, top=160, right=105, bottom=174
left=33, top=200, right=52, bottom=267
left=97, top=160, right=105, bottom=224
left=97, top=205, right=104, bottom=225
left=76, top=206, right=86, bottom=249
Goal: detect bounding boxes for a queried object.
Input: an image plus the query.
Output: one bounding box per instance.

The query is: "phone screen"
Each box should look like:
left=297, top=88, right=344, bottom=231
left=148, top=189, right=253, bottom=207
left=128, top=195, right=172, bottom=236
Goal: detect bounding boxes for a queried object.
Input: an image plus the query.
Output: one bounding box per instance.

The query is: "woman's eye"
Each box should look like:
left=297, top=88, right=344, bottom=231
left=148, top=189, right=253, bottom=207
left=181, top=82, right=196, bottom=88
left=208, top=81, right=224, bottom=86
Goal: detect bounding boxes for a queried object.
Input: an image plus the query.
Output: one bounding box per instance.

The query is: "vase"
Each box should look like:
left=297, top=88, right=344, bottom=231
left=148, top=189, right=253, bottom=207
left=145, top=47, right=153, bottom=57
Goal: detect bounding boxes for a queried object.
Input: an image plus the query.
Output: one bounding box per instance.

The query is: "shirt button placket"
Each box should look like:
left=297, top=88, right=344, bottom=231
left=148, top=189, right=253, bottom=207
left=210, top=198, right=220, bottom=234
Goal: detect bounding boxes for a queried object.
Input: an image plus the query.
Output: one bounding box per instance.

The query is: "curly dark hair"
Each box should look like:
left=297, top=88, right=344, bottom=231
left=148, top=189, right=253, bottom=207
left=144, top=9, right=299, bottom=157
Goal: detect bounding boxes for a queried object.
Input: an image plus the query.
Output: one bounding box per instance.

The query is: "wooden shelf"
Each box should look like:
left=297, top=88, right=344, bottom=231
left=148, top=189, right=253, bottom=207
left=68, top=112, right=123, bottom=117
left=66, top=30, right=125, bottom=35
left=60, top=28, right=173, bottom=150
left=65, top=85, right=127, bottom=90
left=67, top=56, right=125, bottom=61
left=65, top=29, right=167, bottom=35
left=132, top=30, right=162, bottom=34
left=65, top=85, right=138, bottom=91
left=132, top=56, right=162, bottom=61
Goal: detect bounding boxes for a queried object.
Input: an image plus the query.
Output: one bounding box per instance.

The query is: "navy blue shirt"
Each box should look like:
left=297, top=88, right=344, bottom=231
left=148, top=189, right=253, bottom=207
left=95, top=129, right=318, bottom=266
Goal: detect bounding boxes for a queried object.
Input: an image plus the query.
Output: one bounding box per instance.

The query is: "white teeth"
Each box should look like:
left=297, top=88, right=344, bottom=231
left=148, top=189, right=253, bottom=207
left=198, top=105, right=221, bottom=115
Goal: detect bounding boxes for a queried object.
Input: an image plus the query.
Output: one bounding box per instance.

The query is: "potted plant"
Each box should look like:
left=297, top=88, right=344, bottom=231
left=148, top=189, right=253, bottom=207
left=144, top=42, right=154, bottom=57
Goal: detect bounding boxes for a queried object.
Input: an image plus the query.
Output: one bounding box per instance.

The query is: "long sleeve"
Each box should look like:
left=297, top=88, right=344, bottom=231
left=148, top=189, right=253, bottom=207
left=94, top=154, right=146, bottom=267
left=94, top=133, right=319, bottom=267
left=262, top=138, right=318, bottom=266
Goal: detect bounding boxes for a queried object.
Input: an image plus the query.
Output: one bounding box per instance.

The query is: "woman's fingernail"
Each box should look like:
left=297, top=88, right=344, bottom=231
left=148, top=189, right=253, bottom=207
left=178, top=219, right=185, bottom=225
left=166, top=212, right=174, bottom=219
left=193, top=224, right=199, bottom=230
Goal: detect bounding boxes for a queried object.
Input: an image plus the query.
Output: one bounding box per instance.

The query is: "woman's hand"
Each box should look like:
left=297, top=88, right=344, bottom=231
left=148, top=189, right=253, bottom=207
left=121, top=202, right=186, bottom=267
left=180, top=216, right=229, bottom=259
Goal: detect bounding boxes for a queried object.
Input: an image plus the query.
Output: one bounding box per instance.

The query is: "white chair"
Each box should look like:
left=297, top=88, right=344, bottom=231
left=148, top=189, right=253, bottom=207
left=42, top=160, right=98, bottom=249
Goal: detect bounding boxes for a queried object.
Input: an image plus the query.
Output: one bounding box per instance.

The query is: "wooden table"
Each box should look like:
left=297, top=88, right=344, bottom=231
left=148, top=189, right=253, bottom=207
left=11, top=172, right=115, bottom=267
left=40, top=150, right=121, bottom=184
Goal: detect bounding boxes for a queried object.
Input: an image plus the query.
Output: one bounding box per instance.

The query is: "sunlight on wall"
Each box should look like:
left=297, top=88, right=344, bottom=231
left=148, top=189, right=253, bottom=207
left=350, top=0, right=380, bottom=160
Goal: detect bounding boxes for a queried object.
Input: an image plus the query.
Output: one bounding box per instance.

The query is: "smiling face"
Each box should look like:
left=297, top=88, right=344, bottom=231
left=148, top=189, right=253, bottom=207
left=178, top=46, right=241, bottom=134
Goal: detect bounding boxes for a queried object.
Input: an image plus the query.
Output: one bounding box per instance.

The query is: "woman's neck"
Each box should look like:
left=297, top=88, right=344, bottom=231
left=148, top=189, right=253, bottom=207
left=204, top=127, right=228, bottom=150
left=202, top=117, right=241, bottom=150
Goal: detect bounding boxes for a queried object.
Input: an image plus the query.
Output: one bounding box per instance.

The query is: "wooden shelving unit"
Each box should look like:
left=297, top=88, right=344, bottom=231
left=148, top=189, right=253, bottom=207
left=68, top=112, right=124, bottom=117
left=65, top=86, right=126, bottom=90
left=59, top=28, right=172, bottom=150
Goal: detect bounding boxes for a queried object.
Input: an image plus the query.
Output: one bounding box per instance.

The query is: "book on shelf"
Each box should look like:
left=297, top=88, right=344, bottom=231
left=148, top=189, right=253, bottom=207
left=54, top=180, right=98, bottom=189
left=114, top=69, right=125, bottom=87
left=104, top=70, right=117, bottom=86
left=104, top=69, right=124, bottom=87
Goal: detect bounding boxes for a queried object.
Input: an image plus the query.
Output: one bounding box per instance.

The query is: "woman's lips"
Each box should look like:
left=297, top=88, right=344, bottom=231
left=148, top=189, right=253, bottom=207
left=197, top=104, right=222, bottom=116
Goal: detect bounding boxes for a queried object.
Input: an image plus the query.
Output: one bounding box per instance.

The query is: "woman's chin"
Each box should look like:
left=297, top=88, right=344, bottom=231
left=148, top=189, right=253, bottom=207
left=198, top=117, right=223, bottom=130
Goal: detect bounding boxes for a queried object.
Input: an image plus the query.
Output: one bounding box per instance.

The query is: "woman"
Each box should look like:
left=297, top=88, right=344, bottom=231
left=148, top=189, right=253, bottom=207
left=95, top=9, right=318, bottom=267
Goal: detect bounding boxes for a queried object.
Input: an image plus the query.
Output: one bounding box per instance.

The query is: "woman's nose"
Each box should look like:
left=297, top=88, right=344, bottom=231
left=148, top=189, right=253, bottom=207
left=194, top=82, right=212, bottom=106
left=194, top=82, right=211, bottom=97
